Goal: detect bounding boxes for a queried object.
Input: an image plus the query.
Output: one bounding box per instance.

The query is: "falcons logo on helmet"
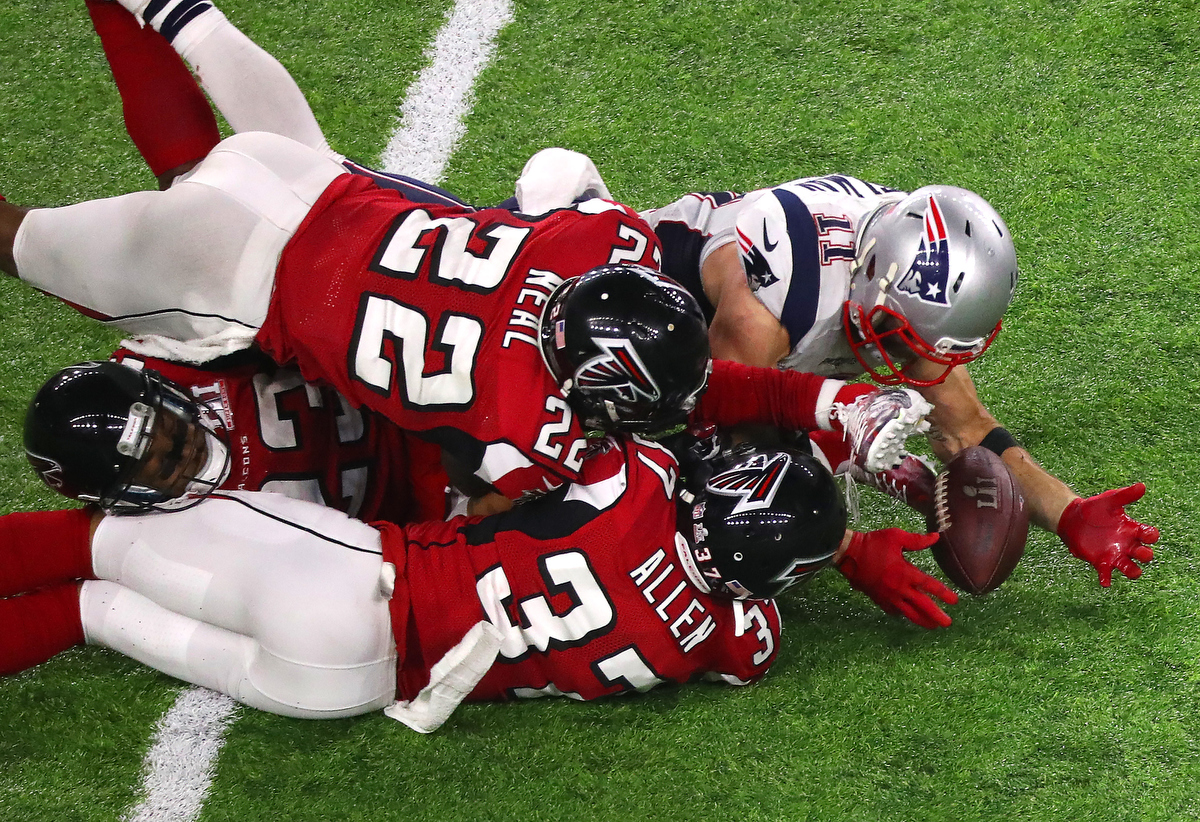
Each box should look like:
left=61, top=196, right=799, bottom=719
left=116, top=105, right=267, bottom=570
left=769, top=554, right=836, bottom=593
left=26, top=451, right=65, bottom=489
left=575, top=337, right=661, bottom=404
left=706, top=452, right=791, bottom=515
left=896, top=195, right=951, bottom=306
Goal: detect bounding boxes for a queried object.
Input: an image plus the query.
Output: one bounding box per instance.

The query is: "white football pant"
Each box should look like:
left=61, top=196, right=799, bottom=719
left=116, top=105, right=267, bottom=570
left=14, top=131, right=346, bottom=362
left=82, top=492, right=397, bottom=719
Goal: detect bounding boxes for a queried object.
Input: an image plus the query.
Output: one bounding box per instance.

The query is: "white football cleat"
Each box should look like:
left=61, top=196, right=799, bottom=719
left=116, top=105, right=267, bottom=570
left=835, top=388, right=933, bottom=474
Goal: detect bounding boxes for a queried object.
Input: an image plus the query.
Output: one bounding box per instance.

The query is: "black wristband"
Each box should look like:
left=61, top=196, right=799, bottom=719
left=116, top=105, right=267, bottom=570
left=980, top=426, right=1020, bottom=456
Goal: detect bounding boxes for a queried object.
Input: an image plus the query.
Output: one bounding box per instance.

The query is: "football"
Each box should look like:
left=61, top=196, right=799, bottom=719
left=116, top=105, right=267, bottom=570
left=928, top=446, right=1030, bottom=595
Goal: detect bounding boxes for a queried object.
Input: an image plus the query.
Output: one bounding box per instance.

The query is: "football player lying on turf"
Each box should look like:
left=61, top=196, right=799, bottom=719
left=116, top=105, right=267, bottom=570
left=83, top=0, right=1157, bottom=587
left=0, top=432, right=955, bottom=733
left=500, top=157, right=1157, bottom=587
left=17, top=356, right=948, bottom=628
left=23, top=356, right=449, bottom=522
left=639, top=174, right=1158, bottom=587
left=12, top=0, right=948, bottom=623
left=25, top=1, right=955, bottom=614
left=77, top=0, right=926, bottom=519
left=0, top=144, right=931, bottom=508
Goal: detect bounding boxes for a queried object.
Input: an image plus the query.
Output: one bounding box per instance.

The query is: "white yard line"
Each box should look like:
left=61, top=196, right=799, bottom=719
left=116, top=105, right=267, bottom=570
left=120, top=3, right=513, bottom=819
left=380, top=0, right=515, bottom=182
left=123, top=689, right=239, bottom=822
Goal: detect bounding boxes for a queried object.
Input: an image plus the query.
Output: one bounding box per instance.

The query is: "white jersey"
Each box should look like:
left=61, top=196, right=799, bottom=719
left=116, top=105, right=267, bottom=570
left=643, top=175, right=903, bottom=377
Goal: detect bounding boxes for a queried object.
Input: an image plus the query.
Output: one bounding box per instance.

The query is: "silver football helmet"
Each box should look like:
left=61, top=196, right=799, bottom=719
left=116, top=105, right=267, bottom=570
left=844, top=185, right=1018, bottom=386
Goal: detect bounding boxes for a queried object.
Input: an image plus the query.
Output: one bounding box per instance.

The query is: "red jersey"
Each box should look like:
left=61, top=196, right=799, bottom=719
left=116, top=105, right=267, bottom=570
left=379, top=436, right=781, bottom=703
left=257, top=175, right=662, bottom=501
left=112, top=349, right=447, bottom=524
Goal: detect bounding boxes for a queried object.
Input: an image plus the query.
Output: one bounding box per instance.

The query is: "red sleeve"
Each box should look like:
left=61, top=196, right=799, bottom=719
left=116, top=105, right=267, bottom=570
left=693, top=359, right=834, bottom=431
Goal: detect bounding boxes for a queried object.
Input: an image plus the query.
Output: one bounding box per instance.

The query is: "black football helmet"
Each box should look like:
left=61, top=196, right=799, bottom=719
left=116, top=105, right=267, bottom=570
left=23, top=361, right=230, bottom=513
left=677, top=444, right=847, bottom=600
left=538, top=263, right=711, bottom=434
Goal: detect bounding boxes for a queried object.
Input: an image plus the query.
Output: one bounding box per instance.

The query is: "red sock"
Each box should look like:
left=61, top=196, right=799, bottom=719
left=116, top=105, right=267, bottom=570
left=0, top=583, right=85, bottom=675
left=86, top=0, right=221, bottom=178
left=809, top=429, right=851, bottom=472
left=0, top=509, right=95, bottom=598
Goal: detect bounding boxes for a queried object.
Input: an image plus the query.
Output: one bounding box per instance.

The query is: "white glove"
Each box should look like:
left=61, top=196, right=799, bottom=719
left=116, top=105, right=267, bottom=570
left=515, top=147, right=612, bottom=214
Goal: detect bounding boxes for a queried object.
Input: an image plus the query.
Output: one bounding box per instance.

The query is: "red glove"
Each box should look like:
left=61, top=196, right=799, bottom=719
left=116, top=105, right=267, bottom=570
left=836, top=529, right=958, bottom=629
left=1057, top=483, right=1158, bottom=587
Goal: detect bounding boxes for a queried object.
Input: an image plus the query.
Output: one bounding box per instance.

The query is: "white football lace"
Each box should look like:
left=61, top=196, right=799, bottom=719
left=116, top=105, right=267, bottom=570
left=933, top=471, right=951, bottom=531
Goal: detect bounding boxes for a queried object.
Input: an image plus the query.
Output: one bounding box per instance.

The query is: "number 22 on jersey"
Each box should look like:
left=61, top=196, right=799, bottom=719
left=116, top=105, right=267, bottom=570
left=350, top=211, right=531, bottom=409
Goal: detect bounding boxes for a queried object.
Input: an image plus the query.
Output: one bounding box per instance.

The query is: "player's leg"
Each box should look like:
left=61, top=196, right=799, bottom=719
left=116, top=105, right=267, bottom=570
left=0, top=583, right=86, bottom=675
left=86, top=0, right=221, bottom=188
left=0, top=201, right=26, bottom=277
left=111, top=0, right=476, bottom=207
left=88, top=492, right=397, bottom=717
left=80, top=580, right=393, bottom=717
left=10, top=132, right=346, bottom=356
left=0, top=508, right=95, bottom=598
left=113, top=0, right=334, bottom=158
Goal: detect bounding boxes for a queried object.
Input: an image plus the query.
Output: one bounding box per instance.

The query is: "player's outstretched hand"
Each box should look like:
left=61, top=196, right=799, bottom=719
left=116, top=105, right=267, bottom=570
left=836, top=529, right=958, bottom=630
left=1056, top=483, right=1158, bottom=587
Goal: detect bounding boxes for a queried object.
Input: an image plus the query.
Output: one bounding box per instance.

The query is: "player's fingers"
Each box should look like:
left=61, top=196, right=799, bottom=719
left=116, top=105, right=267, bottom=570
left=1097, top=564, right=1113, bottom=588
left=1139, top=525, right=1160, bottom=545
left=1130, top=544, right=1154, bottom=563
left=1110, top=482, right=1146, bottom=507
left=873, top=598, right=901, bottom=617
left=903, top=532, right=941, bottom=553
left=895, top=600, right=934, bottom=629
left=899, top=597, right=951, bottom=630
left=1116, top=558, right=1144, bottom=581
left=916, top=574, right=959, bottom=605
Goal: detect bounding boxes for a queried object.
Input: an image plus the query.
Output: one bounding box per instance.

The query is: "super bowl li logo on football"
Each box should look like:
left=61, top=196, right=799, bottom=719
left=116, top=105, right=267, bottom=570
left=963, top=476, right=1000, bottom=509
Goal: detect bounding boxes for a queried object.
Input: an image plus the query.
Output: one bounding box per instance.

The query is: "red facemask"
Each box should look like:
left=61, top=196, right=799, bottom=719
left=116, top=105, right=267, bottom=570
left=842, top=301, right=1000, bottom=387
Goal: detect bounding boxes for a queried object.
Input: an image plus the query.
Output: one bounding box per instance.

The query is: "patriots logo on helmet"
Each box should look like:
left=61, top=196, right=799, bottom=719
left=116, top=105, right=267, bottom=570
left=706, top=452, right=792, bottom=515
left=895, top=195, right=951, bottom=306
left=575, top=337, right=661, bottom=404
left=737, top=226, right=780, bottom=291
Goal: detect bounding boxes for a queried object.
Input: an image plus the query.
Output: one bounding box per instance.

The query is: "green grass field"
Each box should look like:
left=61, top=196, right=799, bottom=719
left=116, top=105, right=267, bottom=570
left=2, top=0, right=1199, bottom=820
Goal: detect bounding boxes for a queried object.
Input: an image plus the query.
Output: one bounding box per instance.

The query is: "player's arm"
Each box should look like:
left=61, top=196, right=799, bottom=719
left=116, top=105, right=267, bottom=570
left=701, top=243, right=790, bottom=367
left=914, top=361, right=1157, bottom=586
left=440, top=451, right=516, bottom=516
left=695, top=360, right=868, bottom=432
left=915, top=363, right=1074, bottom=532
left=697, top=361, right=937, bottom=476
